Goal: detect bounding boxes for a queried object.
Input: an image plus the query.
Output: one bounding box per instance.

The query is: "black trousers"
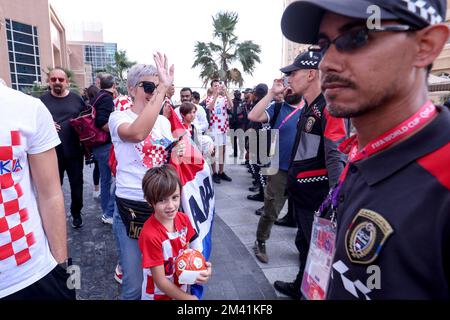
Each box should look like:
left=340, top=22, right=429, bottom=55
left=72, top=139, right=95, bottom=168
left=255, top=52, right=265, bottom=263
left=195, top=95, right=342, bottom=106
left=57, top=154, right=84, bottom=217
left=93, top=159, right=100, bottom=186
left=2, top=266, right=76, bottom=300
left=292, top=200, right=315, bottom=290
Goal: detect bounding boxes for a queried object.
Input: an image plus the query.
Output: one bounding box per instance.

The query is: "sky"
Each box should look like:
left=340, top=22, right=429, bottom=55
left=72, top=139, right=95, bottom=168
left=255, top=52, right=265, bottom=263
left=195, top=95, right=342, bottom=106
left=50, top=0, right=286, bottom=94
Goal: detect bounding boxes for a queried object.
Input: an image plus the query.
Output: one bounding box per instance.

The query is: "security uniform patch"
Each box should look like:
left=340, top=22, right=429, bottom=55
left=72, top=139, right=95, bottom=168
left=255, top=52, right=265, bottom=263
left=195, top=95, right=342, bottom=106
left=305, top=116, right=316, bottom=133
left=345, top=209, right=393, bottom=265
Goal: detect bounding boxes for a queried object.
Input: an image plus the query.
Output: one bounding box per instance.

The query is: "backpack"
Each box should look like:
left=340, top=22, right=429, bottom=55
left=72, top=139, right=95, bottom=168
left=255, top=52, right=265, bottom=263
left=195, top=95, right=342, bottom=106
left=69, top=93, right=109, bottom=148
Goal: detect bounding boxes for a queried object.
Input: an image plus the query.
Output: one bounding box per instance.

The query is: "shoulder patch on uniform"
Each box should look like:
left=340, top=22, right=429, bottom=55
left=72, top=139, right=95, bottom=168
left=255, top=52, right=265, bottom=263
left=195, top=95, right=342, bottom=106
left=345, top=209, right=394, bottom=265
left=417, top=141, right=450, bottom=191
left=305, top=116, right=316, bottom=133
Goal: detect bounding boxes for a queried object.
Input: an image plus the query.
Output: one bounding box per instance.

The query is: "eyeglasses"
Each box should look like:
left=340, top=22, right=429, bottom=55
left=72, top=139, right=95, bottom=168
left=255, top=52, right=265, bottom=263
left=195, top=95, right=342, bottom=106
left=317, top=24, right=415, bottom=54
left=136, top=81, right=158, bottom=94
left=50, top=77, right=66, bottom=83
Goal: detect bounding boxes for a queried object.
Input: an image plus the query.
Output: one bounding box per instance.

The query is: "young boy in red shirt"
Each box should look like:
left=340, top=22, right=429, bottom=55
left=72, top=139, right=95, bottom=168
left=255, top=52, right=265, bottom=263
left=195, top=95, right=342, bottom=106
left=138, top=164, right=212, bottom=300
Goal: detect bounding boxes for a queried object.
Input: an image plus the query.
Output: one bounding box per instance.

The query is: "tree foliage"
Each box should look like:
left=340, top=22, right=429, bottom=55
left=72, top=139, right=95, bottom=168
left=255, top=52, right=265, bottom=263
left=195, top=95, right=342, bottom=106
left=192, top=11, right=261, bottom=88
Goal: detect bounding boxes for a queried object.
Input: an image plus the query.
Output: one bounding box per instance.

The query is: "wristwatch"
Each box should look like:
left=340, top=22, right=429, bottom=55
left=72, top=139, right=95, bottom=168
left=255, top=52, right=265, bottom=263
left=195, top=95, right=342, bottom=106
left=57, top=257, right=72, bottom=271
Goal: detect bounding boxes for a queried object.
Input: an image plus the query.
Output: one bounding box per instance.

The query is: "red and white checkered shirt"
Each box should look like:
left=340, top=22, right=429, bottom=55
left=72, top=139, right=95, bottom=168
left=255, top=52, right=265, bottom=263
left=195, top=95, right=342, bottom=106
left=114, top=95, right=133, bottom=112
left=206, top=96, right=229, bottom=134
left=0, top=85, right=60, bottom=298
left=138, top=212, right=196, bottom=300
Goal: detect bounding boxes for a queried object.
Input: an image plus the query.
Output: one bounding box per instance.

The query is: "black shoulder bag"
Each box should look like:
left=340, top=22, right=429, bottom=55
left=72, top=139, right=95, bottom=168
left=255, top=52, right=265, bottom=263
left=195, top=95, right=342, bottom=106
left=115, top=196, right=154, bottom=239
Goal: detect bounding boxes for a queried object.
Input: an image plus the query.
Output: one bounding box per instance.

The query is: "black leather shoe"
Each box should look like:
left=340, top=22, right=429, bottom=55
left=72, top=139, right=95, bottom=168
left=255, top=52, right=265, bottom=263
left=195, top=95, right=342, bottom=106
left=255, top=206, right=264, bottom=216
left=273, top=281, right=301, bottom=299
left=274, top=215, right=297, bottom=228
left=218, top=172, right=232, bottom=182
left=247, top=193, right=264, bottom=202
left=249, top=185, right=259, bottom=192
left=212, top=173, right=221, bottom=184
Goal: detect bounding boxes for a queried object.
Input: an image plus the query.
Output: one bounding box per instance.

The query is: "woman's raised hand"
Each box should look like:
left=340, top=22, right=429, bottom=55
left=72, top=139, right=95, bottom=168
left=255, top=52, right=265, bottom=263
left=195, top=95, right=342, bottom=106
left=153, top=52, right=174, bottom=89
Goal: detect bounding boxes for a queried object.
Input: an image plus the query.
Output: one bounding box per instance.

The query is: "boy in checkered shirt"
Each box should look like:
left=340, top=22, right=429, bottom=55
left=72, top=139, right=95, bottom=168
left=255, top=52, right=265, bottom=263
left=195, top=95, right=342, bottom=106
left=138, top=164, right=212, bottom=300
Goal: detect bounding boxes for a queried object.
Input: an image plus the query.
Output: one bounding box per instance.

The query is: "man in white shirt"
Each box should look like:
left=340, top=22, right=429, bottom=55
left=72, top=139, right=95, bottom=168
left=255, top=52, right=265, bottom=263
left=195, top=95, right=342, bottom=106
left=0, top=83, right=74, bottom=300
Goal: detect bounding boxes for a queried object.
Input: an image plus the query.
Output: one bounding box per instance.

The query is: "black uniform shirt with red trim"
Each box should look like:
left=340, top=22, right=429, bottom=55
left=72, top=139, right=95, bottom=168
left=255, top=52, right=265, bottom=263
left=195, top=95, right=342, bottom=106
left=327, top=106, right=450, bottom=300
left=287, top=93, right=348, bottom=207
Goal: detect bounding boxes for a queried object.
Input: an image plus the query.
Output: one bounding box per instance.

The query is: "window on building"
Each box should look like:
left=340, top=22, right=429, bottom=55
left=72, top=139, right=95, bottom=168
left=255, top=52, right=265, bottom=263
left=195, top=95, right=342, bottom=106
left=6, top=18, right=41, bottom=91
left=83, top=43, right=117, bottom=84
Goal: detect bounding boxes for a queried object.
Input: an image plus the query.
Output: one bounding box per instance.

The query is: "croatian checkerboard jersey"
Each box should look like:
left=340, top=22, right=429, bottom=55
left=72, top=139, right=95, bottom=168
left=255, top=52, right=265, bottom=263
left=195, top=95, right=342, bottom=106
left=206, top=96, right=229, bottom=134
left=327, top=105, right=450, bottom=300
left=0, top=85, right=61, bottom=298
left=138, top=212, right=196, bottom=300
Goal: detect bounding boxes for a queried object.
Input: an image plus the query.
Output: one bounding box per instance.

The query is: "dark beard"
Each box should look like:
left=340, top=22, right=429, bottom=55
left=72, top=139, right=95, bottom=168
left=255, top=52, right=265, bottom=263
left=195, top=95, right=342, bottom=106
left=52, top=85, right=63, bottom=95
left=326, top=89, right=395, bottom=118
left=284, top=94, right=302, bottom=105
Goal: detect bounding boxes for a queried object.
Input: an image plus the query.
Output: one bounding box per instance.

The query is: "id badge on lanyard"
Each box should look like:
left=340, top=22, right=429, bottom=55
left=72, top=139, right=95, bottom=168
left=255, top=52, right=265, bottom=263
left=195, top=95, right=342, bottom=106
left=301, top=216, right=337, bottom=300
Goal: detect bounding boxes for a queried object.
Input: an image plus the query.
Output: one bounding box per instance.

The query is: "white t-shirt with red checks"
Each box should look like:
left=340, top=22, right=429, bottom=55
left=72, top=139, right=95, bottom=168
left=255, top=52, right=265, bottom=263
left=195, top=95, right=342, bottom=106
left=114, top=95, right=132, bottom=111
left=206, top=95, right=229, bottom=134
left=108, top=108, right=174, bottom=201
left=0, top=85, right=60, bottom=298
left=138, top=212, right=196, bottom=300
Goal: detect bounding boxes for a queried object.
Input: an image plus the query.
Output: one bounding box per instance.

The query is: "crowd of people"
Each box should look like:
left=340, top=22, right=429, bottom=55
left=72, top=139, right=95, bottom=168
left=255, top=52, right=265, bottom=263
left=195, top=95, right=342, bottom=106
left=1, top=0, right=449, bottom=301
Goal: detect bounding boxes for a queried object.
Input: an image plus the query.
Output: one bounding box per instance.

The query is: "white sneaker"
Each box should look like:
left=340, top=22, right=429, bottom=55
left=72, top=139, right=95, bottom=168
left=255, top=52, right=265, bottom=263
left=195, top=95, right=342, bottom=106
left=101, top=214, right=113, bottom=225
left=92, top=189, right=100, bottom=199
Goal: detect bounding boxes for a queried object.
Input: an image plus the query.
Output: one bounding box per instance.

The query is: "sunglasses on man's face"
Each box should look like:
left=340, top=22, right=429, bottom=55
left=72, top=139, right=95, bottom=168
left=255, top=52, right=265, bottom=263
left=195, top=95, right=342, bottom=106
left=136, top=81, right=157, bottom=94
left=317, top=24, right=415, bottom=54
left=50, top=77, right=66, bottom=83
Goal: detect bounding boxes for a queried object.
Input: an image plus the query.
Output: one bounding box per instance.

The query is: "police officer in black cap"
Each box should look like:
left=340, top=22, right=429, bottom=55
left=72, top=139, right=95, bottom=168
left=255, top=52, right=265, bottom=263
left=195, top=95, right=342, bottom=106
left=281, top=0, right=450, bottom=299
left=273, top=50, right=348, bottom=299
left=247, top=84, right=269, bottom=202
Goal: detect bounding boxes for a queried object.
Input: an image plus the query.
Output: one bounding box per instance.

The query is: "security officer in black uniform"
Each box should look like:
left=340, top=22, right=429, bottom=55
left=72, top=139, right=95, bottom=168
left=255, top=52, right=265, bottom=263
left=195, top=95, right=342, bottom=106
left=273, top=50, right=348, bottom=299
left=281, top=0, right=450, bottom=299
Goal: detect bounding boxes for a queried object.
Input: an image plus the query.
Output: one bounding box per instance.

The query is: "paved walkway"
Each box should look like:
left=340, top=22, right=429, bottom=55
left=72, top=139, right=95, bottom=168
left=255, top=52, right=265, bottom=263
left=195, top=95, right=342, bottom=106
left=64, top=155, right=299, bottom=300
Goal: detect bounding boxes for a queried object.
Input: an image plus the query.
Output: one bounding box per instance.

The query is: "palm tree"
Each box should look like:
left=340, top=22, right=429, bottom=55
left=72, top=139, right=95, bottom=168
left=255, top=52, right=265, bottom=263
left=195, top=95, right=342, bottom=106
left=192, top=11, right=261, bottom=88
left=110, top=50, right=136, bottom=83
left=99, top=50, right=135, bottom=93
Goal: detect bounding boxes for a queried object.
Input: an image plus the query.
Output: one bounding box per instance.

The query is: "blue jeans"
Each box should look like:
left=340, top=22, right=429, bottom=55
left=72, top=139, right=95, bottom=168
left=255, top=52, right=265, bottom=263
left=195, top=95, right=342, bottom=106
left=92, top=143, right=115, bottom=218
left=112, top=203, right=143, bottom=300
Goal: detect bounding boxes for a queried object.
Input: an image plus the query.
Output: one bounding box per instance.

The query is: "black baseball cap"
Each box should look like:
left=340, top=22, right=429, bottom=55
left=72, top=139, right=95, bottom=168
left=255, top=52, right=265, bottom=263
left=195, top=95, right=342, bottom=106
left=280, top=50, right=323, bottom=74
left=281, top=0, right=446, bottom=44
left=253, top=83, right=268, bottom=99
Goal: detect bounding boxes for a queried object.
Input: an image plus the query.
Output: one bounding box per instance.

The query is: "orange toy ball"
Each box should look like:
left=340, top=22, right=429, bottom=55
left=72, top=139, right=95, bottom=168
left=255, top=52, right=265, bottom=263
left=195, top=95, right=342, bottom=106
left=175, top=249, right=207, bottom=279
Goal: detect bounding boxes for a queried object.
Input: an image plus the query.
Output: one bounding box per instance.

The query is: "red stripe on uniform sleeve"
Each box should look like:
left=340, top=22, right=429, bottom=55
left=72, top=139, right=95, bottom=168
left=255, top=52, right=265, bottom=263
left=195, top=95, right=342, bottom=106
left=417, top=142, right=450, bottom=190
left=324, top=108, right=347, bottom=142
left=297, top=169, right=328, bottom=179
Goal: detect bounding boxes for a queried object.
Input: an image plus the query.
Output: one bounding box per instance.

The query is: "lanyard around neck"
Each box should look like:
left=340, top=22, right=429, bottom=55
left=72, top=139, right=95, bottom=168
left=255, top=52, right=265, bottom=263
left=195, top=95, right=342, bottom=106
left=277, top=101, right=305, bottom=130
left=338, top=101, right=437, bottom=183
